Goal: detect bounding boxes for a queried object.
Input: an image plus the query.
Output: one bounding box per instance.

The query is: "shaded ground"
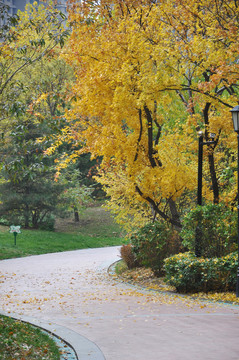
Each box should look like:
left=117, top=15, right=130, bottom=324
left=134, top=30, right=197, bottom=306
left=55, top=205, right=125, bottom=238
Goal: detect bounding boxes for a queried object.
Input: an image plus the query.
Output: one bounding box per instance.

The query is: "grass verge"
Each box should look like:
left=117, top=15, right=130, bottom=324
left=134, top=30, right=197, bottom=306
left=0, top=315, right=60, bottom=360
left=0, top=206, right=123, bottom=261
left=0, top=229, right=122, bottom=260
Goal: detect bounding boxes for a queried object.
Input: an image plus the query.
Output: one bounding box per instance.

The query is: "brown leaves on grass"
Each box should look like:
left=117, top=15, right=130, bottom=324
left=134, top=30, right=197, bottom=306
left=0, top=315, right=59, bottom=360
left=117, top=266, right=175, bottom=292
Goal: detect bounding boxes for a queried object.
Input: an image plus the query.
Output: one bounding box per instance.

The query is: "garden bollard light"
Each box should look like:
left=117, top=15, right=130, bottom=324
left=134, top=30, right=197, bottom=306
left=9, top=225, right=21, bottom=246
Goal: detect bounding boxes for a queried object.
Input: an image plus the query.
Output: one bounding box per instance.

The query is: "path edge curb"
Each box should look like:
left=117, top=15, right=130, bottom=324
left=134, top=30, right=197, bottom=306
left=108, top=260, right=239, bottom=309
left=0, top=310, right=106, bottom=360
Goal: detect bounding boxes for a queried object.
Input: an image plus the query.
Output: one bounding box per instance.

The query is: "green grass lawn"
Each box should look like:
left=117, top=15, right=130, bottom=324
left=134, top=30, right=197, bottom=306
left=0, top=206, right=124, bottom=261
left=0, top=229, right=122, bottom=260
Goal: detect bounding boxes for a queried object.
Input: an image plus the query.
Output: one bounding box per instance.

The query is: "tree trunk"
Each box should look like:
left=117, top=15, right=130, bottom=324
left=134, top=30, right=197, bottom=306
left=32, top=210, right=39, bottom=229
left=24, top=205, right=30, bottom=228
left=168, top=198, right=181, bottom=231
left=144, top=105, right=157, bottom=168
left=74, top=208, right=79, bottom=222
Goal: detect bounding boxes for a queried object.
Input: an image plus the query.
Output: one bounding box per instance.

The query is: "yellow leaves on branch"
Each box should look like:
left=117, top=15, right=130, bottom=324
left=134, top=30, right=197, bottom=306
left=55, top=0, right=239, bottom=225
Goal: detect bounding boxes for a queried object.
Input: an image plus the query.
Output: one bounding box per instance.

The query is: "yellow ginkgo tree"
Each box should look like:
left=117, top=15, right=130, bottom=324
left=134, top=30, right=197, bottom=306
left=58, top=0, right=239, bottom=230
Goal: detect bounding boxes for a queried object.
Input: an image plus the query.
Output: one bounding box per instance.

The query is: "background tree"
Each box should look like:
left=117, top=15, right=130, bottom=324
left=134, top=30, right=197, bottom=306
left=0, top=2, right=68, bottom=125
left=0, top=3, right=72, bottom=228
left=58, top=167, right=93, bottom=222
left=0, top=117, right=64, bottom=228
left=0, top=54, right=71, bottom=228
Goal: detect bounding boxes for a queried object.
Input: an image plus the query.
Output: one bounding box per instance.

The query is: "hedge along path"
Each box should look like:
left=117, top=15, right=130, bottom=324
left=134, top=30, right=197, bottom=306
left=0, top=247, right=239, bottom=360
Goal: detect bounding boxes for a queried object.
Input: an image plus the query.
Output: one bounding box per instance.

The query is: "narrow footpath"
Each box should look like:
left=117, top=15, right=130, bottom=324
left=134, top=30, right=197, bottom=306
left=0, top=246, right=239, bottom=360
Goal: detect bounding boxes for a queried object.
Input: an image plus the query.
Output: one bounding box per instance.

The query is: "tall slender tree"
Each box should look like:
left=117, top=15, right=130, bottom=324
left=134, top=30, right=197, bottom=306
left=0, top=3, right=71, bottom=228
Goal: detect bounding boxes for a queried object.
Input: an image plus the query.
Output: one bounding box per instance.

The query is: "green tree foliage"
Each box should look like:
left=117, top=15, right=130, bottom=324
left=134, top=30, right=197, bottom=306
left=0, top=4, right=72, bottom=228
left=58, top=168, right=93, bottom=222
left=0, top=118, right=64, bottom=229
left=74, top=154, right=105, bottom=199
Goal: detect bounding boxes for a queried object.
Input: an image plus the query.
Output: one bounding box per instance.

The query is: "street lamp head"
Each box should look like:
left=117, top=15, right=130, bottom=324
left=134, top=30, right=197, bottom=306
left=230, top=105, right=239, bottom=133
left=196, top=125, right=203, bottom=137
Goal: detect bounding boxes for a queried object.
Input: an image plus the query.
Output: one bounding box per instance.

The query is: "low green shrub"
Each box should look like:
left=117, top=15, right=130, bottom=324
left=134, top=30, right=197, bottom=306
left=130, top=221, right=182, bottom=276
left=181, top=204, right=237, bottom=257
left=0, top=213, right=55, bottom=230
left=164, top=252, right=238, bottom=293
left=114, top=260, right=129, bottom=275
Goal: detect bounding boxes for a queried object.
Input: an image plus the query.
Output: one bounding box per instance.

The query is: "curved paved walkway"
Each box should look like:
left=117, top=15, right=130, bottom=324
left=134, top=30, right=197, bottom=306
left=0, top=246, right=239, bottom=360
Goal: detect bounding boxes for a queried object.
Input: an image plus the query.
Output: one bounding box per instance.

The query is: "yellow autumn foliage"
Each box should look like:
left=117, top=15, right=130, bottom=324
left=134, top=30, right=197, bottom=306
left=55, top=0, right=239, bottom=229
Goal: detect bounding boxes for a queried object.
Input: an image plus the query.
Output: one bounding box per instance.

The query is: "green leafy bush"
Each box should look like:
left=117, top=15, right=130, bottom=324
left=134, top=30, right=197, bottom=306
left=130, top=221, right=182, bottom=276
left=164, top=252, right=238, bottom=293
left=181, top=204, right=237, bottom=257
left=0, top=213, right=55, bottom=230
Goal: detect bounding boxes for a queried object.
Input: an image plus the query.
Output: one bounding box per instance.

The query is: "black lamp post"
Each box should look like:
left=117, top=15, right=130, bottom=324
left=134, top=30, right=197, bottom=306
left=197, top=130, right=204, bottom=207
left=195, top=130, right=203, bottom=257
left=195, top=129, right=216, bottom=257
left=230, top=105, right=239, bottom=297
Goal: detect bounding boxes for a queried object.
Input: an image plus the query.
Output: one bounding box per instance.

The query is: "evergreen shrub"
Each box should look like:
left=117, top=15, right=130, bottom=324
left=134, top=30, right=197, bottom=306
left=130, top=221, right=182, bottom=276
left=181, top=204, right=237, bottom=258
left=164, top=252, right=237, bottom=293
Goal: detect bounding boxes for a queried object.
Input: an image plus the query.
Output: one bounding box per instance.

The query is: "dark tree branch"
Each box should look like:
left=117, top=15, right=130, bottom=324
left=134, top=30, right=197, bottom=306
left=135, top=185, right=182, bottom=228
left=134, top=109, right=143, bottom=162
left=144, top=105, right=157, bottom=168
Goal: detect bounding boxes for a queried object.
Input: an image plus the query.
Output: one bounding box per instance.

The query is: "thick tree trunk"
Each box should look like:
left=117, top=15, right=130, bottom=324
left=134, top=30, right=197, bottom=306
left=168, top=198, right=181, bottom=231
left=135, top=106, right=181, bottom=229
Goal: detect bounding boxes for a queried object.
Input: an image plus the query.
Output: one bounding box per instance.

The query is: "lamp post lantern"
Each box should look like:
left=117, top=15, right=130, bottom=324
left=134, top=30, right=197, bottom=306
left=231, top=105, right=239, bottom=132
left=230, top=105, right=239, bottom=297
